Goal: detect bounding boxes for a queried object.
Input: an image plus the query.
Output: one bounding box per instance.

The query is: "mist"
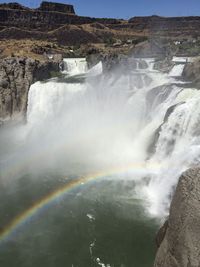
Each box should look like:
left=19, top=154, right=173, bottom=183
left=1, top=57, right=200, bottom=218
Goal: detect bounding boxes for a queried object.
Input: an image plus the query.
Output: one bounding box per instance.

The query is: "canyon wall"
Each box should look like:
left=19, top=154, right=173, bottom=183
left=38, top=1, right=75, bottom=14
left=1, top=2, right=200, bottom=44
left=128, top=16, right=200, bottom=37
left=0, top=2, right=120, bottom=32
left=0, top=57, right=60, bottom=124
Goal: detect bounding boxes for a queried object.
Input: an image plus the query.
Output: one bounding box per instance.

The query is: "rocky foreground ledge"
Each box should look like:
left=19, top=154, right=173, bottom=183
left=154, top=167, right=200, bottom=267
left=0, top=57, right=61, bottom=124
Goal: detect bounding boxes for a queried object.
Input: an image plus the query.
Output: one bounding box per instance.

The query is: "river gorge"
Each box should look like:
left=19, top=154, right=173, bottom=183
left=0, top=55, right=200, bottom=266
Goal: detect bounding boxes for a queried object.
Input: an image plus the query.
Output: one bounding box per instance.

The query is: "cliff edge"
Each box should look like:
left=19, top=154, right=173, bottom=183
left=154, top=167, right=200, bottom=267
left=0, top=57, right=61, bottom=124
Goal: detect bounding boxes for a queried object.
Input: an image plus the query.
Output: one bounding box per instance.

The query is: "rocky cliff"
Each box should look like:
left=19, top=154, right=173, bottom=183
left=183, top=58, right=200, bottom=88
left=1, top=2, right=200, bottom=48
left=154, top=167, right=200, bottom=267
left=38, top=1, right=75, bottom=14
left=0, top=2, right=125, bottom=47
left=128, top=16, right=200, bottom=37
left=0, top=57, right=61, bottom=124
left=0, top=2, right=120, bottom=32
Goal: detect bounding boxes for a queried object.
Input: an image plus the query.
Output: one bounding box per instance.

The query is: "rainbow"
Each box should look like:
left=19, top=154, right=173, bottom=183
left=0, top=162, right=159, bottom=245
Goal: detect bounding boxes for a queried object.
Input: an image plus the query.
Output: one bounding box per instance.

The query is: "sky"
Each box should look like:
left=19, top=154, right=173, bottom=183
left=1, top=0, right=200, bottom=19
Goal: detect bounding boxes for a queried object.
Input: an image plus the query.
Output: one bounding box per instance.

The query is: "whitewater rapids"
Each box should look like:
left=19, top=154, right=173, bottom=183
left=1, top=57, right=200, bottom=219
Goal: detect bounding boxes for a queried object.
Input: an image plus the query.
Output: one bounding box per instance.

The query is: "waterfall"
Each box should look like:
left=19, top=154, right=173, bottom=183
left=87, top=61, right=103, bottom=76
left=169, top=64, right=185, bottom=77
left=63, top=58, right=88, bottom=75
left=169, top=56, right=194, bottom=78
left=27, top=81, right=87, bottom=127
left=145, top=89, right=200, bottom=215
left=3, top=57, right=200, bottom=219
left=144, top=58, right=155, bottom=71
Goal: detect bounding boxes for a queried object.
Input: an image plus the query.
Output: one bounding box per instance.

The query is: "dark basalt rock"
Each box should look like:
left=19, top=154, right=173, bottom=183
left=86, top=52, right=128, bottom=72
left=0, top=2, right=28, bottom=10
left=128, top=15, right=200, bottom=37
left=1, top=2, right=200, bottom=49
left=138, top=59, right=148, bottom=69
left=183, top=58, right=200, bottom=89
left=0, top=57, right=61, bottom=123
left=87, top=50, right=150, bottom=73
left=38, top=1, right=75, bottom=14
left=154, top=57, right=174, bottom=73
left=0, top=2, right=121, bottom=33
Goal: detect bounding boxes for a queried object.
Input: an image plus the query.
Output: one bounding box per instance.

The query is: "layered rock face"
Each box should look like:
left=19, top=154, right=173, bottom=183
left=154, top=167, right=200, bottom=267
left=0, top=57, right=60, bottom=123
left=1, top=2, right=200, bottom=47
left=0, top=2, right=120, bottom=32
left=128, top=16, right=200, bottom=37
left=38, top=1, right=75, bottom=14
left=0, top=2, right=29, bottom=10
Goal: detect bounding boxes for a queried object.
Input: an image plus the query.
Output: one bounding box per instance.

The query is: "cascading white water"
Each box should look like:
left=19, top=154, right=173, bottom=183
left=3, top=57, right=200, bottom=219
left=143, top=58, right=155, bottom=71
left=172, top=56, right=195, bottom=63
left=87, top=61, right=103, bottom=76
left=169, top=64, right=185, bottom=77
left=63, top=58, right=88, bottom=75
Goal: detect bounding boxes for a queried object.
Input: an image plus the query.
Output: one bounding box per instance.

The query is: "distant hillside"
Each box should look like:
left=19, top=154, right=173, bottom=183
left=1, top=2, right=200, bottom=40
left=1, top=2, right=200, bottom=59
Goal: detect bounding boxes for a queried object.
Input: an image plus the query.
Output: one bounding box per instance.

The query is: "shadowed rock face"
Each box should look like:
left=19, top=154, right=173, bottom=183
left=0, top=2, right=28, bottom=10
left=154, top=167, right=200, bottom=267
left=38, top=1, right=75, bottom=14
left=0, top=1, right=75, bottom=14
left=0, top=57, right=60, bottom=123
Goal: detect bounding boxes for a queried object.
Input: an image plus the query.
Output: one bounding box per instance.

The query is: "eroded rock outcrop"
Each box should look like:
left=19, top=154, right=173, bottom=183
left=183, top=58, right=200, bottom=88
left=0, top=57, right=60, bottom=123
left=87, top=51, right=149, bottom=72
left=0, top=2, right=120, bottom=33
left=38, top=1, right=75, bottom=14
left=154, top=167, right=200, bottom=267
left=128, top=16, right=200, bottom=37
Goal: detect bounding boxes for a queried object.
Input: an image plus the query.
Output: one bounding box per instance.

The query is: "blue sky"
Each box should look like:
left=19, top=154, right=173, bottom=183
left=1, top=0, right=200, bottom=19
